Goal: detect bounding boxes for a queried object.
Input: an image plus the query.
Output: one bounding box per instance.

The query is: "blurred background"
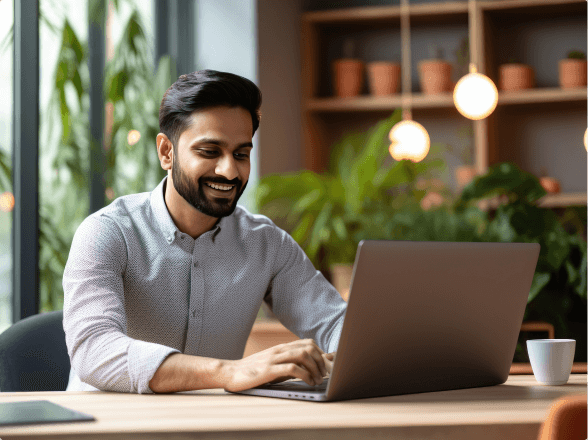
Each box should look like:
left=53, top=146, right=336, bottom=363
left=0, top=0, right=586, bottom=366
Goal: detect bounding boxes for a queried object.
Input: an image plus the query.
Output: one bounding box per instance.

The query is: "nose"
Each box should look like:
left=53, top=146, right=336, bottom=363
left=214, top=154, right=239, bottom=182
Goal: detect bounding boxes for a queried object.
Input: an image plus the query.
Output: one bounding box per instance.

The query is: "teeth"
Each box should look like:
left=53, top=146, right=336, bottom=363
left=206, top=183, right=234, bottom=191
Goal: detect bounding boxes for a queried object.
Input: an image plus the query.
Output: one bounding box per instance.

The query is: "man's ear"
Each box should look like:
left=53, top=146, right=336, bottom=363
left=156, top=133, right=173, bottom=171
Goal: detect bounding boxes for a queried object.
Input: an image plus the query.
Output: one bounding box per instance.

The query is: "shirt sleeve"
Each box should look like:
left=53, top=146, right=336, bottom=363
left=264, top=226, right=347, bottom=354
left=62, top=214, right=180, bottom=394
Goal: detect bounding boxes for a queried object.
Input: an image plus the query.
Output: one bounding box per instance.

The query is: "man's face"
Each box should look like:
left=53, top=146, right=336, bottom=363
left=171, top=106, right=253, bottom=218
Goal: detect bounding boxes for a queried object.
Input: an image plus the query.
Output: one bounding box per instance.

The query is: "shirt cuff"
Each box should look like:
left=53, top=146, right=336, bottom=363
left=128, top=339, right=181, bottom=394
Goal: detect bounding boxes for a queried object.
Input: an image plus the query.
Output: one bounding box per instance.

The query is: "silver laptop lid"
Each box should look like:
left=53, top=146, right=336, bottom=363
left=326, top=240, right=540, bottom=402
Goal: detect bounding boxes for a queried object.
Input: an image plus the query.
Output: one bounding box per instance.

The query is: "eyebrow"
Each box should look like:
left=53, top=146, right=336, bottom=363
left=192, top=137, right=253, bottom=150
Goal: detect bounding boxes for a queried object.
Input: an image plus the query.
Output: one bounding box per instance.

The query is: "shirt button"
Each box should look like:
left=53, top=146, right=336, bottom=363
left=167, top=236, right=172, bottom=243
left=191, top=310, right=196, bottom=317
left=193, top=262, right=198, bottom=267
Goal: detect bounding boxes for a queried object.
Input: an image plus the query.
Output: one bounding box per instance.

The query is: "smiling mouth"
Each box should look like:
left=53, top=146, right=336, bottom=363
left=204, top=182, right=236, bottom=194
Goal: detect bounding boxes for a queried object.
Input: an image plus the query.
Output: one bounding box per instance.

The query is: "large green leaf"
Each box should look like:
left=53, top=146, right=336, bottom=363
left=291, top=212, right=315, bottom=248
left=528, top=272, right=551, bottom=303
left=306, top=202, right=334, bottom=262
left=108, top=70, right=129, bottom=102
left=0, top=147, right=11, bottom=192
left=62, top=20, right=84, bottom=64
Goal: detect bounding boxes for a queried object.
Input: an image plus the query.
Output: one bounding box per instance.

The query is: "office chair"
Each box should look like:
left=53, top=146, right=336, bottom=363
left=0, top=310, right=70, bottom=392
left=537, top=394, right=587, bottom=440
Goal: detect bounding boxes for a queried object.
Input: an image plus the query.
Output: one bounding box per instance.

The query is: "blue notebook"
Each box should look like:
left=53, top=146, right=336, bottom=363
left=0, top=400, right=95, bottom=427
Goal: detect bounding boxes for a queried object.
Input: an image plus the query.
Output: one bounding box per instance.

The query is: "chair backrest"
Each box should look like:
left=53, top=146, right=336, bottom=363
left=538, top=394, right=587, bottom=440
left=0, top=310, right=70, bottom=392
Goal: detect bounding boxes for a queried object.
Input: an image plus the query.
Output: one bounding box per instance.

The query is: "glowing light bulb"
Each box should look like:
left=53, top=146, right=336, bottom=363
left=584, top=128, right=587, bottom=151
left=388, top=120, right=430, bottom=163
left=453, top=64, right=498, bottom=120
left=127, top=129, right=141, bottom=146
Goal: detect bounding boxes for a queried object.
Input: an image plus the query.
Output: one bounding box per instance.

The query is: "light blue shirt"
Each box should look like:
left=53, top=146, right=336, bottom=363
left=63, top=176, right=346, bottom=393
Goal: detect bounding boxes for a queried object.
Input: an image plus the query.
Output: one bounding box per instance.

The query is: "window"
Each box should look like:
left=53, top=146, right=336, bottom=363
left=0, top=0, right=14, bottom=334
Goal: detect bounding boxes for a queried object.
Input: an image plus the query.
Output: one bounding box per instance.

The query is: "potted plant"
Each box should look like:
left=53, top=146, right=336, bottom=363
left=367, top=58, right=401, bottom=96
left=332, top=38, right=364, bottom=98
left=418, top=46, right=453, bottom=94
left=499, top=59, right=535, bottom=91
left=559, top=50, right=587, bottom=89
left=255, top=109, right=444, bottom=300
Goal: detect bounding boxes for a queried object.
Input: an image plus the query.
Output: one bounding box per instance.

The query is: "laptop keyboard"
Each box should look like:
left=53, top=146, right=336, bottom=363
left=262, top=378, right=329, bottom=391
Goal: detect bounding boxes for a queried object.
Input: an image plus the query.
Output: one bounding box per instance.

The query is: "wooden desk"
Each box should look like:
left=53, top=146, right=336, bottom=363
left=0, top=375, right=585, bottom=440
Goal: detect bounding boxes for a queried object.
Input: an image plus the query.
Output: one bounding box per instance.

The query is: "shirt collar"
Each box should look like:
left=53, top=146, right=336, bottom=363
left=150, top=176, right=224, bottom=244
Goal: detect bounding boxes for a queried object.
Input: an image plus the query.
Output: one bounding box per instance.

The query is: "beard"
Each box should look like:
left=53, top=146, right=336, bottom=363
left=171, top=151, right=248, bottom=218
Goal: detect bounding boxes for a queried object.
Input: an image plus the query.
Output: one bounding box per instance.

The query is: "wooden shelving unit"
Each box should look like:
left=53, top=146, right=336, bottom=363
left=301, top=0, right=587, bottom=206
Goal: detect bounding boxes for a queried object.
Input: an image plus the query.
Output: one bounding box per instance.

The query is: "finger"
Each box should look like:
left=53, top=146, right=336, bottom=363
left=300, top=339, right=327, bottom=377
left=272, top=363, right=314, bottom=386
left=275, top=348, right=323, bottom=384
left=306, top=345, right=328, bottom=378
left=322, top=353, right=334, bottom=375
left=274, top=339, right=326, bottom=378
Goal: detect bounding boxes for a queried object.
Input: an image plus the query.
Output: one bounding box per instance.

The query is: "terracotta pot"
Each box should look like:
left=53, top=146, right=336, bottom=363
left=499, top=64, right=535, bottom=91
left=539, top=176, right=561, bottom=194
left=455, top=165, right=478, bottom=192
left=559, top=59, right=587, bottom=89
left=330, top=264, right=353, bottom=302
left=332, top=59, right=364, bottom=98
left=418, top=60, right=452, bottom=94
left=367, top=62, right=401, bottom=96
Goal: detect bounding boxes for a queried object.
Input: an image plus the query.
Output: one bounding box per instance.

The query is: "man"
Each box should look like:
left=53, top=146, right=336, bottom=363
left=63, top=70, right=347, bottom=394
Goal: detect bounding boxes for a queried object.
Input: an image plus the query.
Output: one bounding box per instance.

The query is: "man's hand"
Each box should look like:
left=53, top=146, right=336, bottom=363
left=221, top=339, right=333, bottom=392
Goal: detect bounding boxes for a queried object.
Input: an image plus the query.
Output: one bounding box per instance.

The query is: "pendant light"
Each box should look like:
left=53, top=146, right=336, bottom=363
left=454, top=1, right=498, bottom=120
left=453, top=63, right=498, bottom=120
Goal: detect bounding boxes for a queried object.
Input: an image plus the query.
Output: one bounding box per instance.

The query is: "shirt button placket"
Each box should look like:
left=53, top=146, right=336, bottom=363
left=190, top=244, right=205, bottom=354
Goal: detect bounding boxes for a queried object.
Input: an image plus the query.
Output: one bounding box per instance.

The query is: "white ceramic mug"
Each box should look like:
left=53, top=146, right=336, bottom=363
left=526, top=339, right=576, bottom=385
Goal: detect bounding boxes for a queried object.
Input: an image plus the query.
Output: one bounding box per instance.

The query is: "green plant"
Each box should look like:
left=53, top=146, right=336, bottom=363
left=456, top=163, right=587, bottom=360
left=1, top=1, right=173, bottom=312
left=255, top=110, right=445, bottom=268
left=567, top=50, right=586, bottom=60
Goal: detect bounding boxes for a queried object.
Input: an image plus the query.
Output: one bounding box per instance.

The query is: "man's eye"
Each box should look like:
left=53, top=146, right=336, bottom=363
left=235, top=153, right=250, bottom=159
left=200, top=150, right=216, bottom=155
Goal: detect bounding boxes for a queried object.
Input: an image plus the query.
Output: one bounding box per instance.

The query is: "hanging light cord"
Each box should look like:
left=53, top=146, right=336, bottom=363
left=400, top=0, right=412, bottom=121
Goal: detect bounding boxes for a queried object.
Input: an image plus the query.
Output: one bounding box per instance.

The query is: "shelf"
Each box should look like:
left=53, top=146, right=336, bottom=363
left=306, top=94, right=454, bottom=112
left=538, top=192, right=587, bottom=208
left=303, top=5, right=401, bottom=24
left=480, top=0, right=585, bottom=16
left=302, top=0, right=584, bottom=24
left=478, top=192, right=587, bottom=211
left=306, top=88, right=586, bottom=112
left=301, top=0, right=587, bottom=192
left=497, top=87, right=587, bottom=106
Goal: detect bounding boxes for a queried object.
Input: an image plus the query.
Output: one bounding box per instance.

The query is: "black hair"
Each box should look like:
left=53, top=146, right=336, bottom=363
left=159, top=70, right=262, bottom=147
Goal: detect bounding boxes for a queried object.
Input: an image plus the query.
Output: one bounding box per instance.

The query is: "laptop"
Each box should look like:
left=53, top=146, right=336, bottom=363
left=229, top=240, right=540, bottom=402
